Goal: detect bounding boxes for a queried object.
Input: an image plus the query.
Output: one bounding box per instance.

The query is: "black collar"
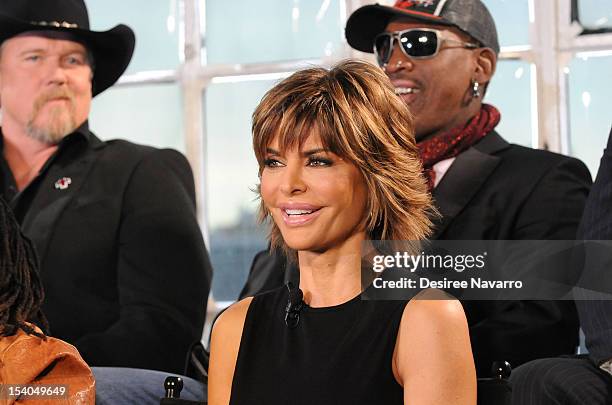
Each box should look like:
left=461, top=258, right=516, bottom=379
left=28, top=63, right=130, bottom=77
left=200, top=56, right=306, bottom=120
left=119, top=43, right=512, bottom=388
left=430, top=130, right=508, bottom=239
left=472, top=130, right=510, bottom=155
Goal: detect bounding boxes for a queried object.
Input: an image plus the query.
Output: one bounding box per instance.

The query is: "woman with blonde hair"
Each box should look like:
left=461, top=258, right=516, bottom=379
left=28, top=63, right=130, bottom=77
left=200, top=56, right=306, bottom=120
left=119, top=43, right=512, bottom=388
left=208, top=59, right=476, bottom=405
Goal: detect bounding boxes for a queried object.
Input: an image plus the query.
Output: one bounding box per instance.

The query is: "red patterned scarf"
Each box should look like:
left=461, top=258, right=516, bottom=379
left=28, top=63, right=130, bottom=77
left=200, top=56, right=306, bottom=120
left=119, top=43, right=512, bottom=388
left=418, top=104, right=501, bottom=190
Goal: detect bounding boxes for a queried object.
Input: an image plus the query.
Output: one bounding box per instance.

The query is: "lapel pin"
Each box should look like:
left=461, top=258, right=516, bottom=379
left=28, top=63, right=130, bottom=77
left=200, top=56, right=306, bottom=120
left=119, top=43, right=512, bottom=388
left=54, top=177, right=72, bottom=190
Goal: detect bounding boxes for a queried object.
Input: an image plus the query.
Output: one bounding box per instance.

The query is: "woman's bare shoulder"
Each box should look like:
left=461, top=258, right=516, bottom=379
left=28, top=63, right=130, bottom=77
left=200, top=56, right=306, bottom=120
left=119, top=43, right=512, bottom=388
left=393, top=289, right=476, bottom=404
left=208, top=297, right=254, bottom=405
left=397, top=288, right=469, bottom=355
left=402, top=289, right=466, bottom=326
left=213, top=296, right=254, bottom=335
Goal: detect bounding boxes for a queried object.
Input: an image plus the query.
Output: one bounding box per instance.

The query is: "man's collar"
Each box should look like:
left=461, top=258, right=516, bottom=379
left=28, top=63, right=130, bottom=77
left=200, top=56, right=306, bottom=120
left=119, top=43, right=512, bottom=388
left=74, top=120, right=91, bottom=138
left=58, top=120, right=91, bottom=146
left=472, top=130, right=510, bottom=155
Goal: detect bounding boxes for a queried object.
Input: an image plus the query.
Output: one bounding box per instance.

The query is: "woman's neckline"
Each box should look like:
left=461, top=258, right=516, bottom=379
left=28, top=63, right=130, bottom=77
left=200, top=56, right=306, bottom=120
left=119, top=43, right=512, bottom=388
left=301, top=291, right=362, bottom=313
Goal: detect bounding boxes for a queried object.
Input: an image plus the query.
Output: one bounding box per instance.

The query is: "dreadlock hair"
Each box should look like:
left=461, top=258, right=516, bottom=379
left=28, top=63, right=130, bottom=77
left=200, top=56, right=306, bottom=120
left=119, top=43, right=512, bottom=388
left=0, top=197, right=48, bottom=339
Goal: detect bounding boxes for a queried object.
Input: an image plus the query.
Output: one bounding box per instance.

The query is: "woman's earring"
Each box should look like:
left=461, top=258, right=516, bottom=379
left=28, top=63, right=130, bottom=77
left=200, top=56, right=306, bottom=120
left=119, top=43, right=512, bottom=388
left=472, top=80, right=481, bottom=98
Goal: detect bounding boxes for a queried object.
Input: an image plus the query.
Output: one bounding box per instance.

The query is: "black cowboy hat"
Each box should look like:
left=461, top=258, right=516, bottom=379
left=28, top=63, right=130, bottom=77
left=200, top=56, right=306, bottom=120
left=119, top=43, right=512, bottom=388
left=0, top=0, right=135, bottom=96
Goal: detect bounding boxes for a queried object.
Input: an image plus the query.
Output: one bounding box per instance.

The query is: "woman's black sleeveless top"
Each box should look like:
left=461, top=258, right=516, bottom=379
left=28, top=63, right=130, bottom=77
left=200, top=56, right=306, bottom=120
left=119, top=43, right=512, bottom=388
left=229, top=286, right=408, bottom=405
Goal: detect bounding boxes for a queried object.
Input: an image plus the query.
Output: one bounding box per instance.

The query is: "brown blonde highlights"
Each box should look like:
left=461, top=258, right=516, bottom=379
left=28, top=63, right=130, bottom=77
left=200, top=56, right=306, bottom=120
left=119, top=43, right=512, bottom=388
left=253, top=59, right=435, bottom=255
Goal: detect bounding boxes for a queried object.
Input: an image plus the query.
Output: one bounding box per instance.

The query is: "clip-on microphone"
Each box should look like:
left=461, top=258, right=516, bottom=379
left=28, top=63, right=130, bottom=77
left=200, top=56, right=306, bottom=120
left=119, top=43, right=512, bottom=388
left=285, top=282, right=304, bottom=328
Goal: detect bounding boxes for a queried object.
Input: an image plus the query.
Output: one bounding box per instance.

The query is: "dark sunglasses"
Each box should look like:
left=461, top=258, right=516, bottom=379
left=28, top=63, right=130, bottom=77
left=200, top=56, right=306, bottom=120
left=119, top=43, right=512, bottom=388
left=374, top=28, right=479, bottom=66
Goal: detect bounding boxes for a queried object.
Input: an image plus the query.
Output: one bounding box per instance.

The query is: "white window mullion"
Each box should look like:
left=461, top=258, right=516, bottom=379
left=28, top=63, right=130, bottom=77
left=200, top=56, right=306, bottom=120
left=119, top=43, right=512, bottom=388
left=530, top=0, right=561, bottom=152
left=180, top=0, right=208, bottom=245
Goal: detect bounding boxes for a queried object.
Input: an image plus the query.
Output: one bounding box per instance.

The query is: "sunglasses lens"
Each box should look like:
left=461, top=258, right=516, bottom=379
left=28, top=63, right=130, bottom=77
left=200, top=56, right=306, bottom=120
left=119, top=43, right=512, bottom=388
left=374, top=34, right=392, bottom=65
left=400, top=30, right=438, bottom=58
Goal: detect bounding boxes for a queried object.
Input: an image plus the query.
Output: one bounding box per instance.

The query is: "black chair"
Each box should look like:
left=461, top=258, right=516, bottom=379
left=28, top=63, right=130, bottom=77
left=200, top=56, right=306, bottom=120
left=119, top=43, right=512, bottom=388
left=160, top=361, right=511, bottom=405
left=184, top=341, right=209, bottom=385
left=477, top=361, right=512, bottom=405
left=160, top=376, right=206, bottom=405
left=158, top=340, right=209, bottom=405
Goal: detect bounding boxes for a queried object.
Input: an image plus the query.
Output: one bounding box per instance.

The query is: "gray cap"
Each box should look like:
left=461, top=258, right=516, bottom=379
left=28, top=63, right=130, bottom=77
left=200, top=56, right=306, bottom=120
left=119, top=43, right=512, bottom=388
left=346, top=0, right=500, bottom=55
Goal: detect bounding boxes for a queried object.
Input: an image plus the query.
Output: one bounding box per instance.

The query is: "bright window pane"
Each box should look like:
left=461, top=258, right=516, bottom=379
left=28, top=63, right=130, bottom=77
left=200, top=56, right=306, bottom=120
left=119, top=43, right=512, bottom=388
left=568, top=55, right=612, bottom=177
left=89, top=84, right=184, bottom=152
left=205, top=80, right=277, bottom=301
left=203, top=0, right=344, bottom=65
left=482, top=0, right=530, bottom=48
left=485, top=60, right=533, bottom=147
left=374, top=0, right=530, bottom=49
left=86, top=0, right=180, bottom=74
left=577, top=0, right=612, bottom=30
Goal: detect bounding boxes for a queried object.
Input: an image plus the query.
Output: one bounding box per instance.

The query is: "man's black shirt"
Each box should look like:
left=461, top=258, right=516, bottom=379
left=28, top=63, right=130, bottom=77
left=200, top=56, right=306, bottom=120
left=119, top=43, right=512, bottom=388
left=0, top=122, right=90, bottom=223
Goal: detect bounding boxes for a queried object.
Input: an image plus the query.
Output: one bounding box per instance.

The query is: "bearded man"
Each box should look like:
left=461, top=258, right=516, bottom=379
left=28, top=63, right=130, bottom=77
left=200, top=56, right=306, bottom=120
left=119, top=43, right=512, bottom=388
left=0, top=0, right=211, bottom=374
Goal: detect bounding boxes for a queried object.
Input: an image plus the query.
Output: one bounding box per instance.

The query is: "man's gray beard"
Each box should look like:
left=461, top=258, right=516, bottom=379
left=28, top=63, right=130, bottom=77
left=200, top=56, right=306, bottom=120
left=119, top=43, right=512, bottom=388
left=25, top=107, right=76, bottom=145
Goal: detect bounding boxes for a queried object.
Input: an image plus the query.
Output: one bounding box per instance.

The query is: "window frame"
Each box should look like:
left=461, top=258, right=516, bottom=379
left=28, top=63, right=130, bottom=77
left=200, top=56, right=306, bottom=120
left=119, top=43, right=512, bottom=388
left=109, top=0, right=612, bottom=327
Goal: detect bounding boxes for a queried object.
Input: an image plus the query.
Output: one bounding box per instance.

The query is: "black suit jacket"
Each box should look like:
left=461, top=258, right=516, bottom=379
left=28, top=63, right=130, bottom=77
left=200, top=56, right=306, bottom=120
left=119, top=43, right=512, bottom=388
left=433, top=132, right=591, bottom=376
left=576, top=126, right=612, bottom=366
left=241, top=132, right=592, bottom=376
left=5, top=128, right=212, bottom=373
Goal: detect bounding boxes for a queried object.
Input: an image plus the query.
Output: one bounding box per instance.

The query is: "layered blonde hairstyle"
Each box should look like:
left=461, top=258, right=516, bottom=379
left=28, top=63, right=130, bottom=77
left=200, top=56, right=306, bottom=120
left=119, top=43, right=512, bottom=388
left=253, top=59, right=434, bottom=255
